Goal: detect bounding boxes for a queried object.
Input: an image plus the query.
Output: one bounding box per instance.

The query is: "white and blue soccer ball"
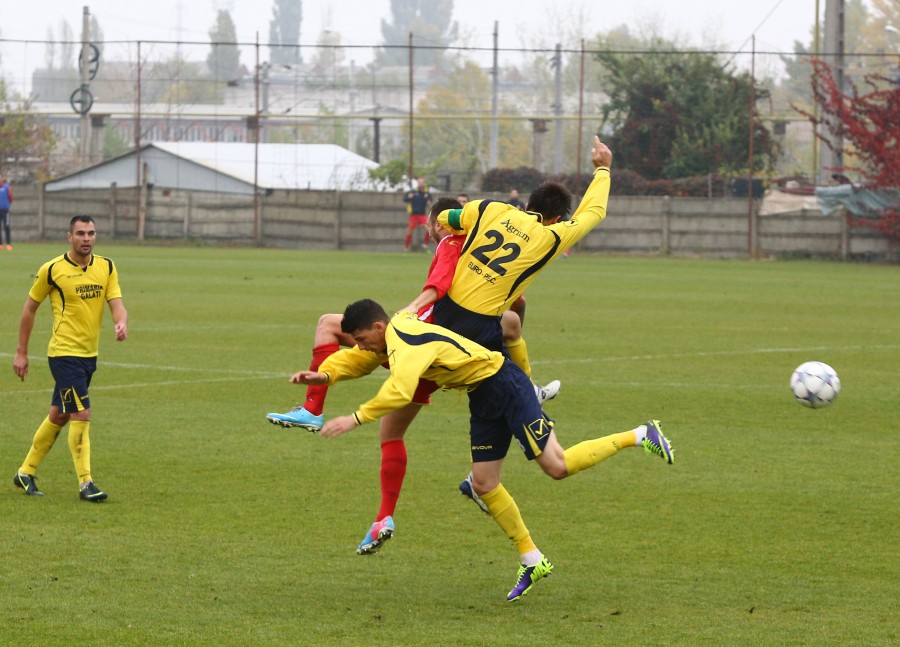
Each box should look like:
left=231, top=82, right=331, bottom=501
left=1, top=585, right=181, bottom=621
left=790, top=361, right=841, bottom=408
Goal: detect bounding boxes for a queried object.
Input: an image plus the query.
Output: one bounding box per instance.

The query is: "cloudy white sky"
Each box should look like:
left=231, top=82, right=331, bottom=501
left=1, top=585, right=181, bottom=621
left=1, top=0, right=824, bottom=94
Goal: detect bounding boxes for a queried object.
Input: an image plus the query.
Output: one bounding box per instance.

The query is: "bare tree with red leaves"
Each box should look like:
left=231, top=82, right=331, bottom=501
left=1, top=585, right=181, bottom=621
left=796, top=59, right=900, bottom=242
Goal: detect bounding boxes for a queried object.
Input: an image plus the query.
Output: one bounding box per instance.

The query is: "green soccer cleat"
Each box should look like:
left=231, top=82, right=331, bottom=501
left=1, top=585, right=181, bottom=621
left=79, top=481, right=109, bottom=503
left=507, top=556, right=554, bottom=601
left=641, top=420, right=674, bottom=464
left=13, top=472, right=44, bottom=496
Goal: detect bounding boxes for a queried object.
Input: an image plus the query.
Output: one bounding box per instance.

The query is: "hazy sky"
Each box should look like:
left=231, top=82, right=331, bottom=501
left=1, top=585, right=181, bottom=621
left=1, top=0, right=824, bottom=93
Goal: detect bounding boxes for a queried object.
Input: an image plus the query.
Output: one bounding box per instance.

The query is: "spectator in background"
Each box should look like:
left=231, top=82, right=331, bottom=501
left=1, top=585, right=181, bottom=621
left=402, top=177, right=432, bottom=252
left=456, top=193, right=469, bottom=206
left=0, top=174, right=13, bottom=250
left=507, top=188, right=525, bottom=210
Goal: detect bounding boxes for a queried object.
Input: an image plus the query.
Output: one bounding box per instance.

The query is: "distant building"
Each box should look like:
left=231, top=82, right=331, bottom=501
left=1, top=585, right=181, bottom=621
left=45, top=142, right=385, bottom=195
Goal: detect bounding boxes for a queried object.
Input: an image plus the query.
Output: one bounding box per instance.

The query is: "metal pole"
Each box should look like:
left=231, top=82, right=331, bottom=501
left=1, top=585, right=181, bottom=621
left=489, top=21, right=499, bottom=169
left=553, top=43, right=563, bottom=173
left=135, top=40, right=142, bottom=237
left=254, top=33, right=261, bottom=246
left=79, top=6, right=91, bottom=167
left=408, top=32, right=414, bottom=185
left=747, top=35, right=756, bottom=258
left=813, top=0, right=820, bottom=182
left=576, top=39, right=585, bottom=175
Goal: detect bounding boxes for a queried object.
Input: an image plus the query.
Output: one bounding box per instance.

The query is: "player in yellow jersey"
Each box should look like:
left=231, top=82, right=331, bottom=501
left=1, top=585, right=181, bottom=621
left=294, top=298, right=674, bottom=602
left=12, top=215, right=128, bottom=502
left=432, top=135, right=611, bottom=353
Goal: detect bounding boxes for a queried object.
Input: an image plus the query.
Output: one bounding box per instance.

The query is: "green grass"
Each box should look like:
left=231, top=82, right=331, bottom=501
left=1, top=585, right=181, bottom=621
left=1, top=244, right=897, bottom=646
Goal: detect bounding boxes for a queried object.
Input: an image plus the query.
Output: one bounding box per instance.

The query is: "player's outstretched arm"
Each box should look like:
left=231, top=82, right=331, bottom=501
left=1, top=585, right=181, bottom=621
left=591, top=135, right=612, bottom=169
left=289, top=370, right=328, bottom=385
left=320, top=415, right=357, bottom=438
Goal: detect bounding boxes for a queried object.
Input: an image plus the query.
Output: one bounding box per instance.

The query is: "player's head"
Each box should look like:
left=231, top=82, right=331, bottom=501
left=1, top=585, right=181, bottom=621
left=526, top=182, right=572, bottom=222
left=69, top=214, right=95, bottom=232
left=341, top=299, right=390, bottom=353
left=427, top=197, right=462, bottom=243
left=67, top=215, right=97, bottom=256
left=456, top=193, right=469, bottom=205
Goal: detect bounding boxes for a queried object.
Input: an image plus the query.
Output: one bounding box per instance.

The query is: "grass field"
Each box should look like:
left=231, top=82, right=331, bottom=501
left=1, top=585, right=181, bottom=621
left=1, top=243, right=897, bottom=646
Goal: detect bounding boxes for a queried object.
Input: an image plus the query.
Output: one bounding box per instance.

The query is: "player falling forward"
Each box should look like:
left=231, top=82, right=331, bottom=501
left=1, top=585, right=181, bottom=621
left=298, top=299, right=674, bottom=601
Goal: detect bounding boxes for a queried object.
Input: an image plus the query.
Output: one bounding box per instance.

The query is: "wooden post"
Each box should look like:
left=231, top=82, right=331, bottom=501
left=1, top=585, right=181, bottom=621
left=37, top=182, right=45, bottom=239
left=110, top=181, right=117, bottom=239
left=137, top=162, right=148, bottom=240
left=661, top=195, right=671, bottom=256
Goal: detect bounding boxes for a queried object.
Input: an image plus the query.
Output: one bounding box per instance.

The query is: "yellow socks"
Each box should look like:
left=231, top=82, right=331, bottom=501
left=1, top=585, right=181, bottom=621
left=563, top=430, right=637, bottom=476
left=68, top=420, right=93, bottom=484
left=480, top=484, right=538, bottom=557
left=505, top=337, right=532, bottom=378
left=19, top=416, right=64, bottom=474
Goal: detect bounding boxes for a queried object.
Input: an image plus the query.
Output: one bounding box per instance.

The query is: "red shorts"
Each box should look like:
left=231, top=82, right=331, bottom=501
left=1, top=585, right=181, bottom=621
left=408, top=214, right=427, bottom=227
left=413, top=378, right=440, bottom=405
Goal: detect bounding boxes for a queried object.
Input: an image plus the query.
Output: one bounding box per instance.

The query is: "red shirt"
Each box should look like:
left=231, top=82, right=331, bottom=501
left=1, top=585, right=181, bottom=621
left=417, top=234, right=466, bottom=322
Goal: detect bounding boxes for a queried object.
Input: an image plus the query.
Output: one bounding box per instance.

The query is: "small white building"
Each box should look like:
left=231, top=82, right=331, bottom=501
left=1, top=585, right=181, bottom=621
left=45, top=142, right=383, bottom=195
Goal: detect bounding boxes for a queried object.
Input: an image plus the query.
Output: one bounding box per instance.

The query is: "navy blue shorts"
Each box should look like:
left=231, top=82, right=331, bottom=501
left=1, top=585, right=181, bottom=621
left=433, top=296, right=506, bottom=355
left=467, top=359, right=554, bottom=463
left=48, top=356, right=97, bottom=413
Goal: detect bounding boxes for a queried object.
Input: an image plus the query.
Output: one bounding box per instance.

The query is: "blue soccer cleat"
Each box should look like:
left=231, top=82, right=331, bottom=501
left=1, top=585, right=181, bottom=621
left=459, top=473, right=490, bottom=514
left=266, top=406, right=324, bottom=432
left=356, top=516, right=395, bottom=555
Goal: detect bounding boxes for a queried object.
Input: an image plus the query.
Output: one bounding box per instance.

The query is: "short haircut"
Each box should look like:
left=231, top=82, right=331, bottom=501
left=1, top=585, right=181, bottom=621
left=69, top=215, right=95, bottom=230
left=526, top=182, right=572, bottom=221
left=341, top=298, right=390, bottom=334
left=428, top=197, right=463, bottom=226
left=456, top=193, right=469, bottom=201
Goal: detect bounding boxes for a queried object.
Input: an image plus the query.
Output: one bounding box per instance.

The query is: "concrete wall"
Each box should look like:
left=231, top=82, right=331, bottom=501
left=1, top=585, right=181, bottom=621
left=9, top=184, right=894, bottom=261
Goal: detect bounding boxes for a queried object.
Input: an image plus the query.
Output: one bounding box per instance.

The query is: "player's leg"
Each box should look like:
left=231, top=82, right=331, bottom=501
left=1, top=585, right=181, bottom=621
left=535, top=420, right=674, bottom=481
left=356, top=403, right=421, bottom=555
left=267, top=313, right=352, bottom=430
left=500, top=310, right=561, bottom=405
left=404, top=216, right=416, bottom=251
left=357, top=378, right=436, bottom=555
left=467, top=373, right=553, bottom=601
left=13, top=405, right=67, bottom=496
left=471, top=459, right=554, bottom=601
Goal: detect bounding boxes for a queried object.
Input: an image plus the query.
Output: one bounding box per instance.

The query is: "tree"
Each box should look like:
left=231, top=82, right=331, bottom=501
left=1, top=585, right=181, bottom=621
left=58, top=19, right=75, bottom=70
left=414, top=61, right=530, bottom=188
left=595, top=41, right=776, bottom=180
left=0, top=101, right=56, bottom=181
left=377, top=0, right=458, bottom=67
left=799, top=59, right=900, bottom=241
left=207, top=10, right=241, bottom=82
left=269, top=0, right=302, bottom=66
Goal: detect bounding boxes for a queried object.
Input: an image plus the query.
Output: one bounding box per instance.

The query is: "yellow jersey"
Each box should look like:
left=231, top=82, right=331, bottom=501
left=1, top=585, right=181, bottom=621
left=437, top=167, right=610, bottom=316
left=29, top=252, right=123, bottom=357
left=317, top=310, right=505, bottom=424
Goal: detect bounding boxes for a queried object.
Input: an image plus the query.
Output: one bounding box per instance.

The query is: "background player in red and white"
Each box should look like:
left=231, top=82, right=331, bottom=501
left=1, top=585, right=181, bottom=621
left=402, top=177, right=432, bottom=252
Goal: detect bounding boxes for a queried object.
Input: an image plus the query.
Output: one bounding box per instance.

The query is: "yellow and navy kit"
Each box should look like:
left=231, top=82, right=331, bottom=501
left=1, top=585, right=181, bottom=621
left=437, top=166, right=610, bottom=316
left=29, top=252, right=123, bottom=357
left=317, top=311, right=505, bottom=425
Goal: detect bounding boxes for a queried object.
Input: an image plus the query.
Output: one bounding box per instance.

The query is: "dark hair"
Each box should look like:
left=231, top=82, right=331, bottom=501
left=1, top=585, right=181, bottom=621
left=69, top=215, right=95, bottom=230
left=340, top=299, right=389, bottom=334
left=526, top=182, right=572, bottom=221
left=427, top=197, right=462, bottom=226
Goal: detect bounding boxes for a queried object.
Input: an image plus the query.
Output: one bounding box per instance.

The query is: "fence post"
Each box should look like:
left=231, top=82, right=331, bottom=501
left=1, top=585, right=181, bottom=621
left=184, top=191, right=192, bottom=239
left=661, top=195, right=671, bottom=256
left=37, top=182, right=45, bottom=240
left=110, top=182, right=117, bottom=239
left=335, top=190, right=342, bottom=250
left=840, top=207, right=849, bottom=260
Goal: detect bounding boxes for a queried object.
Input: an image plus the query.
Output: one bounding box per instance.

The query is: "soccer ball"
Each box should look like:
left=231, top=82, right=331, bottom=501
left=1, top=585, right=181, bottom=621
left=790, top=361, right=841, bottom=408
